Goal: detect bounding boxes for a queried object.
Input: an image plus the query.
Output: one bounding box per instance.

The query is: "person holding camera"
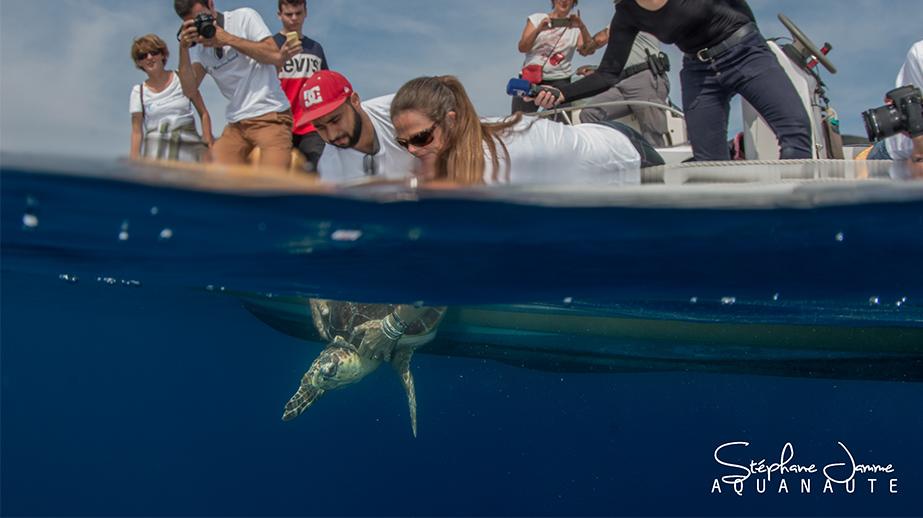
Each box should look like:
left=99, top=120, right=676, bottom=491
left=513, top=0, right=594, bottom=115
left=866, top=40, right=923, bottom=180
left=174, top=0, right=301, bottom=169
left=577, top=28, right=671, bottom=147
left=129, top=34, right=213, bottom=162
left=274, top=0, right=329, bottom=173
left=530, top=0, right=812, bottom=162
left=390, top=75, right=662, bottom=187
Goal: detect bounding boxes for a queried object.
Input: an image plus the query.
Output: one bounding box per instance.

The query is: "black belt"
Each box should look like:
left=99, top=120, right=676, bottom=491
left=685, top=23, right=758, bottom=62
left=620, top=52, right=670, bottom=79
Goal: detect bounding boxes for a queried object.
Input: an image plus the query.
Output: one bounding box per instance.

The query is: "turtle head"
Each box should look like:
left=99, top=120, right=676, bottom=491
left=307, top=336, right=363, bottom=390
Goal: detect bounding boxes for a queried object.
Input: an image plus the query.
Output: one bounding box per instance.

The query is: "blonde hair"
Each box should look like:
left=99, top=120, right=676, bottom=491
left=130, top=34, right=169, bottom=70
left=391, top=76, right=523, bottom=185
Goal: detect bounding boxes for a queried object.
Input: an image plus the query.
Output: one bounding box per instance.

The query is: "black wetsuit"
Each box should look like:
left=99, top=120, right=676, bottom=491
left=561, top=0, right=811, bottom=161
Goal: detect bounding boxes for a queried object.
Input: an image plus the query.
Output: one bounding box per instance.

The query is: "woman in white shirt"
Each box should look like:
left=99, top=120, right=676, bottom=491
left=129, top=34, right=213, bottom=162
left=389, top=75, right=661, bottom=186
left=513, top=0, right=594, bottom=115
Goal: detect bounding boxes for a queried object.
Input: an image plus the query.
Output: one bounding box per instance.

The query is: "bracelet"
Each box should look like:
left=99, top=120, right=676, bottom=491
left=380, top=313, right=407, bottom=341
left=391, top=310, right=409, bottom=331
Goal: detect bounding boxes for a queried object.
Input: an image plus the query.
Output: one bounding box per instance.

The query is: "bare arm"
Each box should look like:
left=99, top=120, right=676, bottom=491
left=393, top=305, right=431, bottom=328
left=177, top=29, right=207, bottom=98
left=357, top=304, right=445, bottom=361
left=581, top=27, right=610, bottom=55
left=130, top=113, right=143, bottom=160
left=573, top=13, right=595, bottom=56
left=188, top=90, right=214, bottom=148
left=518, top=18, right=549, bottom=53
left=208, top=26, right=298, bottom=67
left=910, top=135, right=923, bottom=179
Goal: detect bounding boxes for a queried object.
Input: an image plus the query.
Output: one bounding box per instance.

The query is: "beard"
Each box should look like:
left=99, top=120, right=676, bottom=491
left=329, top=104, right=363, bottom=149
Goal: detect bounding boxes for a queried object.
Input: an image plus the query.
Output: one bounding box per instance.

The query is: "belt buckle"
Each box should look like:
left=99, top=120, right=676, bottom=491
left=696, top=48, right=711, bottom=62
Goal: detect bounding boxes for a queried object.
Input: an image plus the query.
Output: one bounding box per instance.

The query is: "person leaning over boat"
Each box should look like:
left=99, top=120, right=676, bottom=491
left=296, top=71, right=419, bottom=183
left=577, top=27, right=671, bottom=147
left=530, top=0, right=813, bottom=162
left=867, top=40, right=923, bottom=180
left=274, top=0, right=329, bottom=173
left=129, top=34, right=213, bottom=162
left=174, top=0, right=300, bottom=169
left=390, top=75, right=662, bottom=186
left=513, top=0, right=595, bottom=115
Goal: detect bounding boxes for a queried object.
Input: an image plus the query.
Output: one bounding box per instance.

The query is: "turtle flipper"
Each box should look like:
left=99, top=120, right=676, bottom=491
left=391, top=349, right=417, bottom=437
left=282, top=380, right=325, bottom=421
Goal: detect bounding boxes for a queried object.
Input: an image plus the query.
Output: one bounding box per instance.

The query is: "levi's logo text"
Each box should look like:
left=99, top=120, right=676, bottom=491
left=279, top=55, right=323, bottom=79
left=711, top=442, right=899, bottom=496
left=303, top=86, right=323, bottom=108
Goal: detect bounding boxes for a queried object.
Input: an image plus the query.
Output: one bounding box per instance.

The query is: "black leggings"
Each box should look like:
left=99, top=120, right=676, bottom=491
left=680, top=31, right=812, bottom=160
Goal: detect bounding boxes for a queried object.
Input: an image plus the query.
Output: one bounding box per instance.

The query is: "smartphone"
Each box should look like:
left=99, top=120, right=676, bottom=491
left=550, top=18, right=570, bottom=28
left=285, top=31, right=299, bottom=45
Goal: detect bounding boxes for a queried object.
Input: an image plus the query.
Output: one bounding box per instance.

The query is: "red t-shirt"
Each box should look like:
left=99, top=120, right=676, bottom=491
left=274, top=33, right=329, bottom=135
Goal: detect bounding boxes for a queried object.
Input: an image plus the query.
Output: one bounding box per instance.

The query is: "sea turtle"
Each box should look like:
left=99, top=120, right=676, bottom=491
left=281, top=299, right=445, bottom=437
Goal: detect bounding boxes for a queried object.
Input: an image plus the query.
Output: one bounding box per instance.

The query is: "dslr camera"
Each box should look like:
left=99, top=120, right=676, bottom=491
left=194, top=12, right=217, bottom=39
left=862, top=85, right=923, bottom=142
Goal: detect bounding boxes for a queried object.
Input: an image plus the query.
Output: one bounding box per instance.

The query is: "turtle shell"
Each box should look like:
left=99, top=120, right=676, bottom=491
left=309, top=299, right=446, bottom=347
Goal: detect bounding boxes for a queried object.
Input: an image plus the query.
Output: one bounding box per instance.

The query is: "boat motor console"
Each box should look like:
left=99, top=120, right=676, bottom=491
left=741, top=14, right=843, bottom=160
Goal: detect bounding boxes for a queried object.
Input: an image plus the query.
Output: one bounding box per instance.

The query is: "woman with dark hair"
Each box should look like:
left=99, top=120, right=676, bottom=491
left=513, top=0, right=594, bottom=115
left=390, top=76, right=660, bottom=186
left=531, top=0, right=812, bottom=162
left=129, top=34, right=213, bottom=161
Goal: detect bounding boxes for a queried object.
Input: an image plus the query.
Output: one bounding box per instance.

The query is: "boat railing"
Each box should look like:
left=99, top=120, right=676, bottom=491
left=525, top=100, right=690, bottom=148
left=528, top=100, right=685, bottom=123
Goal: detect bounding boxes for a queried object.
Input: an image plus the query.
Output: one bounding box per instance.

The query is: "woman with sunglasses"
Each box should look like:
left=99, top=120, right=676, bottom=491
left=129, top=34, right=213, bottom=161
left=390, top=75, right=660, bottom=186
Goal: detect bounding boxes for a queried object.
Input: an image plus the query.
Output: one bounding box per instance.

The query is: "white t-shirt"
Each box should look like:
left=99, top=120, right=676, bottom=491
left=522, top=13, right=581, bottom=81
left=190, top=8, right=290, bottom=123
left=129, top=72, right=195, bottom=133
left=885, top=40, right=923, bottom=160
left=481, top=117, right=641, bottom=185
left=316, top=95, right=418, bottom=183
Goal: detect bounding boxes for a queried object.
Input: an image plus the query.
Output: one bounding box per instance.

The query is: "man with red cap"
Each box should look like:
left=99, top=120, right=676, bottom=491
left=298, top=71, right=418, bottom=182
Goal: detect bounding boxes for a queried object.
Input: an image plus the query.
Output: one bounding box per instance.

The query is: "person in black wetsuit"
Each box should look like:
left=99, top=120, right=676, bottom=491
left=531, top=0, right=812, bottom=161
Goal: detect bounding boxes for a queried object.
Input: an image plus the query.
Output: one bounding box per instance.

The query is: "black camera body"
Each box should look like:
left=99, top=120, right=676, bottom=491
left=862, top=85, right=923, bottom=142
left=194, top=13, right=217, bottom=39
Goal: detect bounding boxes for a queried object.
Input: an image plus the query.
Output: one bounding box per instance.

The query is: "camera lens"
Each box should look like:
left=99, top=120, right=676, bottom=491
left=195, top=13, right=216, bottom=39
left=862, top=105, right=902, bottom=142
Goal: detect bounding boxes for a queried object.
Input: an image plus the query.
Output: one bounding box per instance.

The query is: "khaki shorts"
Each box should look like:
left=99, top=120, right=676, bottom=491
left=214, top=110, right=293, bottom=169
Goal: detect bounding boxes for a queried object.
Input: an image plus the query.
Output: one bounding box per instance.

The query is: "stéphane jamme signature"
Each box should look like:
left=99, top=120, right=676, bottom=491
left=711, top=442, right=898, bottom=496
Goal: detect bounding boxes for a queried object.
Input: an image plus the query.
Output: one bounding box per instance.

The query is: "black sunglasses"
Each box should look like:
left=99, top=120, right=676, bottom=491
left=362, top=153, right=377, bottom=176
left=135, top=49, right=163, bottom=61
left=395, top=122, right=438, bottom=149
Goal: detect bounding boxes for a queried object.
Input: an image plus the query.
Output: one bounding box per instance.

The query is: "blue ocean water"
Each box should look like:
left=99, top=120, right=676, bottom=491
left=2, top=158, right=922, bottom=516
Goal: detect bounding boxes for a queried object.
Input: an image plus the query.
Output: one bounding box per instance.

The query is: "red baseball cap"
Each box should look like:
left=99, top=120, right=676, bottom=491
left=298, top=70, right=355, bottom=123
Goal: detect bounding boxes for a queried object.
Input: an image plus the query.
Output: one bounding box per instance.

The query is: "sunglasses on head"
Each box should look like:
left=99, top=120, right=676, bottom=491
left=395, top=122, right=438, bottom=149
left=135, top=49, right=163, bottom=61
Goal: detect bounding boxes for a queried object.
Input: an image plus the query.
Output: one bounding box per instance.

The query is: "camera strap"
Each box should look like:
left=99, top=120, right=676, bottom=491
left=138, top=83, right=147, bottom=154
left=541, top=22, right=568, bottom=69
left=215, top=12, right=225, bottom=59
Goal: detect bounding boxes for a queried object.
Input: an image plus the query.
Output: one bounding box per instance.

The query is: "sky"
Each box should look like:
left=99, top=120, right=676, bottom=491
left=0, top=0, right=920, bottom=159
